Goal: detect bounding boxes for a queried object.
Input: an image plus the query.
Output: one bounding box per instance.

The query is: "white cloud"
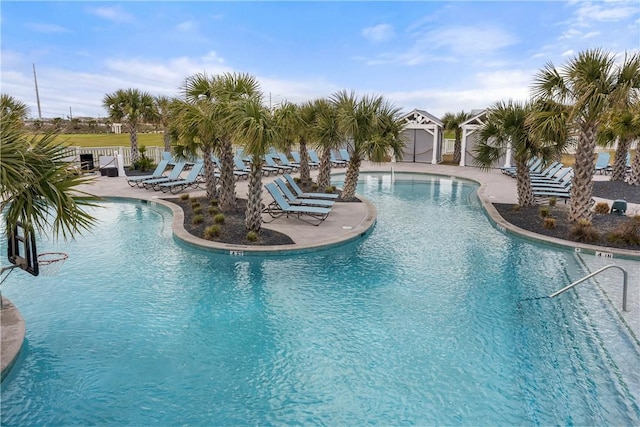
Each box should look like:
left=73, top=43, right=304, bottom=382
left=202, top=51, right=225, bottom=64
left=86, top=6, right=135, bottom=24
left=362, top=24, right=395, bottom=42
left=561, top=49, right=575, bottom=57
left=25, top=23, right=70, bottom=33
left=176, top=20, right=197, bottom=32
left=424, top=25, right=518, bottom=56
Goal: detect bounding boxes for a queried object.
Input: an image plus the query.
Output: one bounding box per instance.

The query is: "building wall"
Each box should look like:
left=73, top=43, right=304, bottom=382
left=400, top=129, right=434, bottom=163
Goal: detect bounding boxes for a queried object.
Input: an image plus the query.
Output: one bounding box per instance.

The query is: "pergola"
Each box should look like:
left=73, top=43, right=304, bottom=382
left=398, top=109, right=444, bottom=164
left=459, top=109, right=511, bottom=168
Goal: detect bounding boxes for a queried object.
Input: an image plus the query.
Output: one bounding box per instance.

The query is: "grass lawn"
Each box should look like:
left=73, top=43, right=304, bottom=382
left=54, top=133, right=164, bottom=148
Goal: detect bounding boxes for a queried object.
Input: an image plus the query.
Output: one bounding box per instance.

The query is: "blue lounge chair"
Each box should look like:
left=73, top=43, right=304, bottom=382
left=308, top=150, right=324, bottom=168
left=330, top=150, right=347, bottom=167
left=530, top=167, right=573, bottom=185
left=291, top=151, right=319, bottom=169
left=529, top=162, right=563, bottom=179
left=273, top=178, right=335, bottom=207
left=234, top=157, right=251, bottom=174
left=263, top=183, right=331, bottom=226
left=339, top=148, right=351, bottom=163
left=158, top=162, right=205, bottom=193
left=284, top=174, right=339, bottom=200
left=606, top=153, right=631, bottom=175
left=594, top=152, right=610, bottom=174
left=277, top=153, right=299, bottom=172
left=246, top=155, right=278, bottom=176
left=502, top=158, right=541, bottom=177
left=214, top=156, right=247, bottom=181
left=264, top=154, right=292, bottom=174
left=127, top=159, right=170, bottom=187
left=162, top=151, right=177, bottom=166
left=142, top=162, right=187, bottom=190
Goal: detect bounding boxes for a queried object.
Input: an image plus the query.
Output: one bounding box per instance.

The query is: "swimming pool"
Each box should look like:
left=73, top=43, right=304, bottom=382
left=1, top=173, right=638, bottom=425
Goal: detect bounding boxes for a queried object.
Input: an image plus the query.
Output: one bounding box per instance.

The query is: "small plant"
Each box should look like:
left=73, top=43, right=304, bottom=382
left=133, top=145, right=154, bottom=171
left=180, top=193, right=190, bottom=201
left=192, top=214, right=204, bottom=225
left=210, top=199, right=219, bottom=206
left=208, top=206, right=219, bottom=215
left=325, top=185, right=336, bottom=193
left=543, top=217, right=557, bottom=229
left=593, top=202, right=610, bottom=214
left=606, top=216, right=640, bottom=245
left=191, top=201, right=201, bottom=209
left=511, top=204, right=521, bottom=212
left=294, top=177, right=301, bottom=183
left=214, top=213, right=225, bottom=224
left=193, top=206, right=203, bottom=215
left=246, top=231, right=259, bottom=242
left=204, top=225, right=221, bottom=240
left=548, top=197, right=557, bottom=207
left=311, top=183, right=319, bottom=190
left=539, top=206, right=550, bottom=218
left=568, top=218, right=599, bottom=243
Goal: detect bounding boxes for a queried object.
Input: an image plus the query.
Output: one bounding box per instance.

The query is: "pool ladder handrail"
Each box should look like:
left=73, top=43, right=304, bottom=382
left=549, top=264, right=629, bottom=311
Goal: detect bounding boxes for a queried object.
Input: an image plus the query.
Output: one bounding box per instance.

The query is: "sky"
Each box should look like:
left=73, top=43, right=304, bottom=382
left=1, top=1, right=639, bottom=120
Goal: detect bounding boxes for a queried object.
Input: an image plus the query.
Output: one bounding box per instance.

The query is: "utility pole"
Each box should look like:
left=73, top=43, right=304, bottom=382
left=69, top=106, right=73, bottom=120
left=33, top=64, right=42, bottom=119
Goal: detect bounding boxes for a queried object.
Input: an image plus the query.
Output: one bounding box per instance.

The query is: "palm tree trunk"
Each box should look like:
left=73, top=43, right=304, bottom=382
left=453, top=129, right=463, bottom=164
left=299, top=140, right=311, bottom=183
left=317, top=146, right=332, bottom=189
left=218, top=138, right=237, bottom=212
left=340, top=156, right=362, bottom=200
left=202, top=145, right=218, bottom=200
left=629, top=150, right=640, bottom=186
left=610, top=138, right=630, bottom=182
left=569, top=123, right=597, bottom=222
left=515, top=158, right=535, bottom=206
left=129, top=125, right=140, bottom=163
left=163, top=130, right=171, bottom=152
left=245, top=160, right=263, bottom=232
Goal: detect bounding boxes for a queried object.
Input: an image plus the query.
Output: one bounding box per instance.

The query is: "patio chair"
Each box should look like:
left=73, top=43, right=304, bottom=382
left=277, top=153, right=299, bottom=172
left=127, top=159, right=170, bottom=187
left=162, top=151, right=176, bottom=166
left=263, top=183, right=332, bottom=226
left=273, top=178, right=335, bottom=207
left=291, top=151, right=319, bottom=169
left=330, top=150, right=348, bottom=167
left=284, top=174, right=339, bottom=200
left=529, top=162, right=563, bottom=179
left=246, top=155, right=278, bottom=176
left=502, top=158, right=541, bottom=177
left=594, top=152, right=610, bottom=174
left=142, top=161, right=187, bottom=190
left=214, top=156, right=248, bottom=181
left=264, top=154, right=292, bottom=174
left=158, top=162, right=204, bottom=193
left=530, top=167, right=573, bottom=186
left=308, top=150, right=324, bottom=168
left=339, top=148, right=351, bottom=163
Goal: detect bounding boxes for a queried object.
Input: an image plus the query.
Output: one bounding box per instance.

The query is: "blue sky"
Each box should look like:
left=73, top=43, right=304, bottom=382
left=1, top=1, right=638, bottom=119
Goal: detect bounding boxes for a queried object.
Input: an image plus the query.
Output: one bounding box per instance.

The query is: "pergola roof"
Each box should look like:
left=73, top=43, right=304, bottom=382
left=460, top=109, right=487, bottom=127
left=400, top=109, right=444, bottom=128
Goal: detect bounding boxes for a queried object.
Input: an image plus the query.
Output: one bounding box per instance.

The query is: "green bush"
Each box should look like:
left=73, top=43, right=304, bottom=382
left=204, top=225, right=221, bottom=239
left=208, top=206, right=219, bottom=215
left=548, top=197, right=557, bottom=207
left=606, top=216, right=640, bottom=245
left=511, top=204, right=521, bottom=212
left=180, top=193, right=190, bottom=201
left=214, top=213, right=225, bottom=224
left=192, top=214, right=204, bottom=225
left=193, top=206, right=203, bottom=215
left=539, top=206, right=550, bottom=218
left=246, top=231, right=259, bottom=242
left=210, top=199, right=219, bottom=206
left=325, top=185, right=336, bottom=193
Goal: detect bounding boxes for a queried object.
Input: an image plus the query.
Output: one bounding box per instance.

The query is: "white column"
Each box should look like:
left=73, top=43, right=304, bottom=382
left=431, top=126, right=439, bottom=164
left=504, top=145, right=513, bottom=168
left=460, top=127, right=468, bottom=166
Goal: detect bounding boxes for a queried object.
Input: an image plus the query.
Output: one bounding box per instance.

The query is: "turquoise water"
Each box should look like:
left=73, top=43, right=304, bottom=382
left=1, top=173, right=638, bottom=426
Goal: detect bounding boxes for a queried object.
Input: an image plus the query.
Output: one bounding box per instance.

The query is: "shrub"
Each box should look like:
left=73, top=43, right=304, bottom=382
left=511, top=204, right=521, bottom=212
left=294, top=177, right=301, bottom=183
left=568, top=219, right=599, bottom=243
left=204, top=225, right=221, bottom=239
left=606, top=216, right=640, bottom=245
left=191, top=201, right=201, bottom=209
left=214, top=213, right=225, bottom=224
left=180, top=193, right=190, bottom=201
left=548, top=197, right=557, bottom=207
left=193, top=206, right=203, bottom=215
left=325, top=185, right=336, bottom=193
left=210, top=199, right=219, bottom=206
left=543, top=217, right=556, bottom=229
left=311, top=183, right=319, bottom=190
left=593, top=202, right=610, bottom=214
left=246, top=231, right=259, bottom=242
left=208, top=206, right=219, bottom=215
left=539, top=206, right=550, bottom=218
left=192, top=214, right=204, bottom=225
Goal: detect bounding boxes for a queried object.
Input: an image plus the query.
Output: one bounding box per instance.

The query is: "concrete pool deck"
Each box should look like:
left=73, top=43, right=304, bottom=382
left=2, top=162, right=639, bottom=380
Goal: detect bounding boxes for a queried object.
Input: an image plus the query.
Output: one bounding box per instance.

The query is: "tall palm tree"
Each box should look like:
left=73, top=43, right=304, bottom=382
left=1, top=93, right=30, bottom=129
left=154, top=95, right=174, bottom=152
left=442, top=110, right=472, bottom=165
left=103, top=88, right=157, bottom=163
left=474, top=100, right=563, bottom=207
left=1, top=123, right=98, bottom=242
left=629, top=106, right=640, bottom=186
left=333, top=90, right=404, bottom=200
left=531, top=48, right=640, bottom=222
left=228, top=96, right=279, bottom=232
left=597, top=108, right=639, bottom=182
left=311, top=98, right=342, bottom=189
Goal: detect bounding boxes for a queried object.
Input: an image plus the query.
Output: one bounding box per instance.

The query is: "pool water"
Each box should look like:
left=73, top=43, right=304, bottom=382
left=1, top=174, right=638, bottom=426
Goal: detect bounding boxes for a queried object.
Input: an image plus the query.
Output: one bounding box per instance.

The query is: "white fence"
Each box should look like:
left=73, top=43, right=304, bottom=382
left=61, top=146, right=166, bottom=168
left=443, top=139, right=455, bottom=154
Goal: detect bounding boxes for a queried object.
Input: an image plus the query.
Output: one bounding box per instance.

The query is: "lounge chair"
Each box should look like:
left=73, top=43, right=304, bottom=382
left=329, top=150, right=347, bottom=167
left=234, top=157, right=251, bottom=174
left=502, top=158, right=541, bottom=176
left=162, top=151, right=176, bottom=166
left=594, top=152, right=611, bottom=174
left=291, top=151, right=319, bottom=169
left=246, top=155, right=278, bottom=176
left=530, top=167, right=573, bottom=186
left=127, top=159, right=170, bottom=187
left=339, top=148, right=351, bottom=163
left=308, top=150, right=324, bottom=168
left=214, top=156, right=247, bottom=181
left=605, top=153, right=631, bottom=175
left=142, top=162, right=187, bottom=190
left=264, top=154, right=292, bottom=174
left=284, top=174, right=339, bottom=200
left=263, top=183, right=332, bottom=226
left=158, top=162, right=204, bottom=193
left=277, top=153, right=299, bottom=172
left=273, top=178, right=335, bottom=207
left=529, top=162, right=563, bottom=179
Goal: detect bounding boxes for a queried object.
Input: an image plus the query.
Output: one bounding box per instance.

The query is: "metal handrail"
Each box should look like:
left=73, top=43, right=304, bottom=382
left=549, top=265, right=629, bottom=311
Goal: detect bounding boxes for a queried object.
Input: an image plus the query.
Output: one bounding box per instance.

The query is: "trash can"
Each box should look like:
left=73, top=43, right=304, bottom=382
left=105, top=167, right=118, bottom=177
left=80, top=154, right=94, bottom=171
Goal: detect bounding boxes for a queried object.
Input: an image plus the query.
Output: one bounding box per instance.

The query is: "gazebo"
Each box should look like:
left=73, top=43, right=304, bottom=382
left=398, top=109, right=444, bottom=164
left=459, top=109, right=511, bottom=168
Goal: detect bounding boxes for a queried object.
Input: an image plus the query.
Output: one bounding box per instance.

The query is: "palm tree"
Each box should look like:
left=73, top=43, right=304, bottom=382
left=311, top=98, right=342, bottom=189
left=228, top=95, right=279, bottom=232
left=474, top=100, right=563, bottom=207
left=442, top=110, right=472, bottom=165
left=597, top=108, right=640, bottom=182
left=531, top=48, right=640, bottom=222
left=332, top=90, right=405, bottom=200
left=1, top=93, right=30, bottom=129
left=154, top=95, right=174, bottom=152
left=1, top=122, right=98, bottom=242
left=103, top=89, right=157, bottom=163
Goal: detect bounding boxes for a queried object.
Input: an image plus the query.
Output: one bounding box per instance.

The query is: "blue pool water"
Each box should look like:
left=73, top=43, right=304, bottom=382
left=1, top=173, right=638, bottom=426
